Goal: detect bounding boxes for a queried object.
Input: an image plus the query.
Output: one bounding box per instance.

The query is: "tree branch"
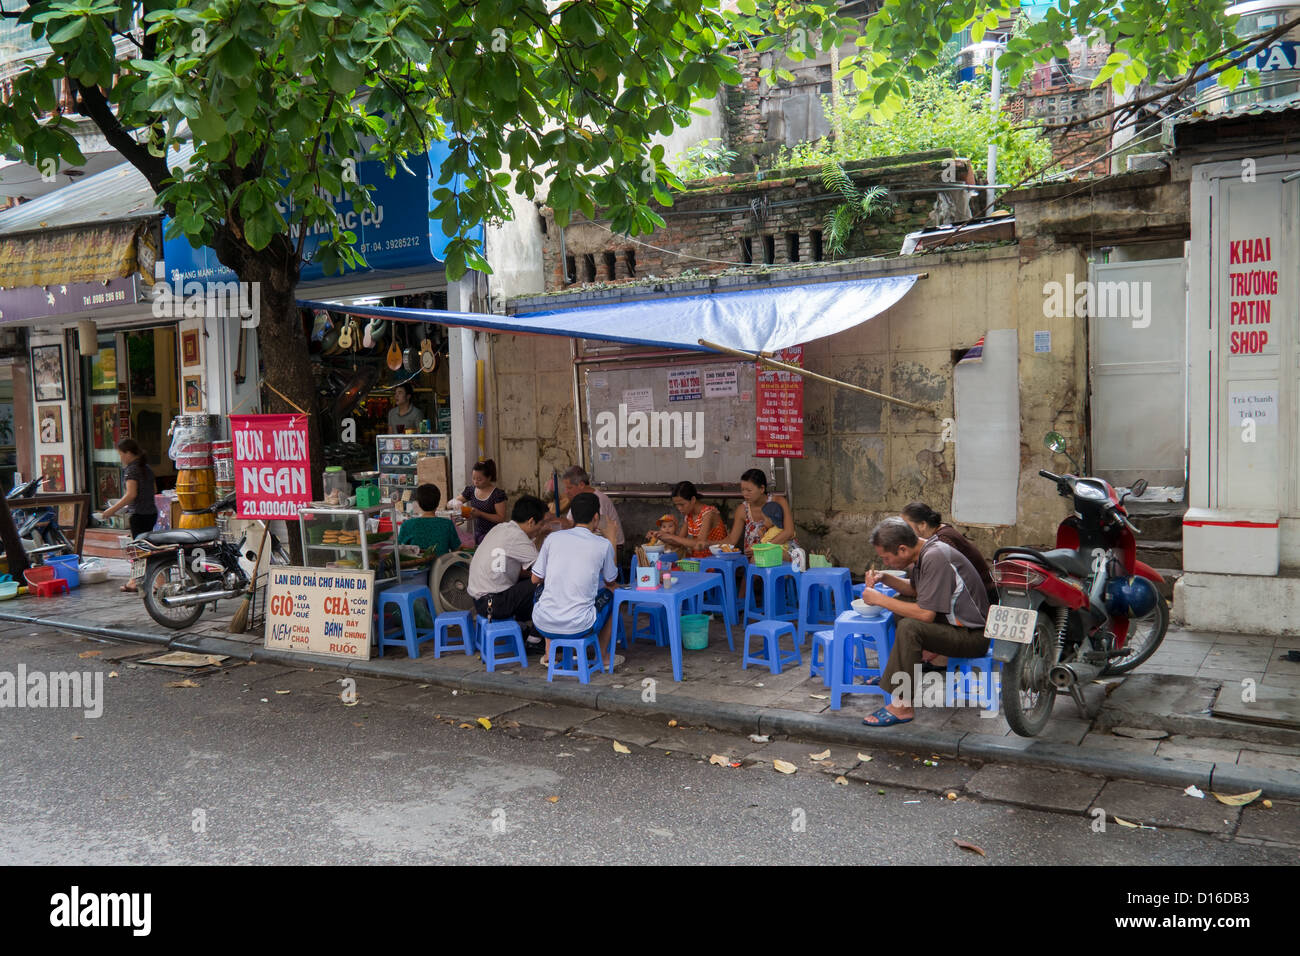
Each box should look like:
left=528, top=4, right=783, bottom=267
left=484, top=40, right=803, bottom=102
left=70, top=79, right=176, bottom=214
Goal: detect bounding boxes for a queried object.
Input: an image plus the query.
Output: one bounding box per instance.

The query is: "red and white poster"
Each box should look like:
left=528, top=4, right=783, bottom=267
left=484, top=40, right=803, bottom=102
left=756, top=346, right=805, bottom=459
left=230, top=414, right=311, bottom=519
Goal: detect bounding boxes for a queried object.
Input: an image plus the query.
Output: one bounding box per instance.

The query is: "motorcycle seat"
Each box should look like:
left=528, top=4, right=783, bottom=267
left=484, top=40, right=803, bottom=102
left=996, top=548, right=1091, bottom=580
left=138, top=528, right=221, bottom=547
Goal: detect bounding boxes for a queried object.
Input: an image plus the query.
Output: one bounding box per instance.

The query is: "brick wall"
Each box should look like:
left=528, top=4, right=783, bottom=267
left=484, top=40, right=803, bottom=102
left=540, top=153, right=973, bottom=294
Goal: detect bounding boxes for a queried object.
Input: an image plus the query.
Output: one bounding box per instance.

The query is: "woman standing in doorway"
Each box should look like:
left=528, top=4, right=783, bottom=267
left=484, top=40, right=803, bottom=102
left=726, top=467, right=798, bottom=555
left=654, top=480, right=727, bottom=558
left=97, top=439, right=158, bottom=593
left=452, top=459, right=508, bottom=546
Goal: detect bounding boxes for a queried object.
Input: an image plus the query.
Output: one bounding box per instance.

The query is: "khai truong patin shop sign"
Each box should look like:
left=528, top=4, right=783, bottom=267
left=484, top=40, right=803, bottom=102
left=230, top=414, right=311, bottom=519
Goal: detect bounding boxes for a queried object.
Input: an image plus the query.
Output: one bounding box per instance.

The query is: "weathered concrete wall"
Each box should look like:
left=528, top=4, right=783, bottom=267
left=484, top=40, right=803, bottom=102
left=488, top=245, right=1089, bottom=568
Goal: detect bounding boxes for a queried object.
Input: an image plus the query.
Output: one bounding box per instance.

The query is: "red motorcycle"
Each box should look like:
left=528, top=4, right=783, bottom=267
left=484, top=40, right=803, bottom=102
left=987, top=439, right=1169, bottom=736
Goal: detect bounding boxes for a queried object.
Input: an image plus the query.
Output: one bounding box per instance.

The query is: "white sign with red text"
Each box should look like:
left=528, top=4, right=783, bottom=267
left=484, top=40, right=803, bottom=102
left=263, top=567, right=374, bottom=660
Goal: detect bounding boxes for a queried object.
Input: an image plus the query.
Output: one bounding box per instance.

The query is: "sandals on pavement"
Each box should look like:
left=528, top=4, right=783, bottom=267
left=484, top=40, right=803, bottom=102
left=862, top=706, right=912, bottom=727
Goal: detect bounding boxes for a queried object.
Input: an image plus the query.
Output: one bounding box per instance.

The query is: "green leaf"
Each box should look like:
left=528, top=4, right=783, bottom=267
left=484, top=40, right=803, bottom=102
left=49, top=18, right=88, bottom=44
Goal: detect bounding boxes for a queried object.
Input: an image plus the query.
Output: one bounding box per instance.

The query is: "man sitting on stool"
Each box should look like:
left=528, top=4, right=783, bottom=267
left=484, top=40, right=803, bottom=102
left=467, top=495, right=548, bottom=648
left=858, top=517, right=990, bottom=727
left=530, top=492, right=619, bottom=668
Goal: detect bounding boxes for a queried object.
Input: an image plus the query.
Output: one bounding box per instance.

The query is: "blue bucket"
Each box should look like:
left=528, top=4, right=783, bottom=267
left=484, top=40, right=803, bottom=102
left=46, top=554, right=81, bottom=589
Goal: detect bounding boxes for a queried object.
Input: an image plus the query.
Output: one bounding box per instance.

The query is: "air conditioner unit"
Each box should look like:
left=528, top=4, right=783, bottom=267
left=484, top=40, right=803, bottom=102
left=1126, top=152, right=1168, bottom=172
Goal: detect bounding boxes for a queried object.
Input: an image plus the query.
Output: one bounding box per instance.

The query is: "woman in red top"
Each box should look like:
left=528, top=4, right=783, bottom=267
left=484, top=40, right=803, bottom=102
left=654, top=480, right=726, bottom=558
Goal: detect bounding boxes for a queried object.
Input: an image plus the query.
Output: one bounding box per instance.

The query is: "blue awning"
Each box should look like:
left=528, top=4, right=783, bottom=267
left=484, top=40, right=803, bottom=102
left=301, top=274, right=919, bottom=353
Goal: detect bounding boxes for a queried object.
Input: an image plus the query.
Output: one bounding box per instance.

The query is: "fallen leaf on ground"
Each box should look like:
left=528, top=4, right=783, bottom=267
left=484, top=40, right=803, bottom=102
left=748, top=733, right=769, bottom=743
left=946, top=792, right=958, bottom=800
left=953, top=839, right=986, bottom=857
left=809, top=694, right=829, bottom=700
left=667, top=719, right=678, bottom=727
left=342, top=700, right=358, bottom=707
left=708, top=754, right=730, bottom=766
left=78, top=651, right=101, bottom=659
left=165, top=679, right=200, bottom=688
left=612, top=741, right=631, bottom=754
left=275, top=690, right=291, bottom=695
left=1263, top=800, right=1273, bottom=809
left=773, top=759, right=798, bottom=774
left=458, top=723, right=474, bottom=729
left=546, top=795, right=559, bottom=803
left=834, top=775, right=848, bottom=785
left=1184, top=785, right=1205, bottom=799
left=1211, top=789, right=1261, bottom=806
left=810, top=748, right=831, bottom=760
left=72, top=735, right=83, bottom=741
left=353, top=722, right=364, bottom=727
left=857, top=753, right=873, bottom=762
left=476, top=717, right=492, bottom=730
left=108, top=672, right=118, bottom=678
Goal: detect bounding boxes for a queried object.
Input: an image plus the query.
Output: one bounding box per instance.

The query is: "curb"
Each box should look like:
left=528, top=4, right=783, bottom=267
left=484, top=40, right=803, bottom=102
left=7, top=610, right=1300, bottom=801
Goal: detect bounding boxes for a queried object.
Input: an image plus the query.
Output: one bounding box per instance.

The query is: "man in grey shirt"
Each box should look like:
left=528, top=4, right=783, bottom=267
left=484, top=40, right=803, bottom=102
left=858, top=517, right=990, bottom=726
left=387, top=382, right=424, bottom=433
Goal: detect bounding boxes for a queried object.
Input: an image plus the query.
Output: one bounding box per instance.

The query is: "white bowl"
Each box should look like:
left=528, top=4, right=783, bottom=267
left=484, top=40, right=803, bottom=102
left=851, top=599, right=886, bottom=618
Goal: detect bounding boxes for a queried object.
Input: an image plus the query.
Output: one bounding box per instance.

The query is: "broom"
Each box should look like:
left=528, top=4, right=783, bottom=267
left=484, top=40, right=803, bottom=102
left=229, top=524, right=270, bottom=633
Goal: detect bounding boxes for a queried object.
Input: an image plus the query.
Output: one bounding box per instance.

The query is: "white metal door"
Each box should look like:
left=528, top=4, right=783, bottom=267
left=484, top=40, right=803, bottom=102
left=1088, top=257, right=1188, bottom=490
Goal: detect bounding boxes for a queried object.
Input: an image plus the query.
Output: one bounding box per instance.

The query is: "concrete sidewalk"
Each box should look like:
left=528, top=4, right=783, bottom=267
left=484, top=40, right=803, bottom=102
left=5, top=570, right=1300, bottom=800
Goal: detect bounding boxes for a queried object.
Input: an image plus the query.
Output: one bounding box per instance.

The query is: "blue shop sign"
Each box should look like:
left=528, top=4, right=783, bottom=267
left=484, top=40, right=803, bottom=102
left=162, top=147, right=481, bottom=287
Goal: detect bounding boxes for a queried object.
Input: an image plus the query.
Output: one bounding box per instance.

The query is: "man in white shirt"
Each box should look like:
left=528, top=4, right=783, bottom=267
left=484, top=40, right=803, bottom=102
left=467, top=496, right=547, bottom=632
left=531, top=492, right=620, bottom=668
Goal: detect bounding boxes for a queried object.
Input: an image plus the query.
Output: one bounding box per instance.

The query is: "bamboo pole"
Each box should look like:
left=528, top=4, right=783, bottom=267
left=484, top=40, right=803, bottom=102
left=697, top=339, right=939, bottom=415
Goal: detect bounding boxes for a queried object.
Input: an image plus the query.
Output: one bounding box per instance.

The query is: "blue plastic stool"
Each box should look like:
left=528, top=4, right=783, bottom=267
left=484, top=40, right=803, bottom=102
left=476, top=616, right=528, bottom=672
left=809, top=628, right=835, bottom=684
left=830, top=610, right=895, bottom=710
left=697, top=556, right=743, bottom=627
left=431, top=609, right=475, bottom=658
left=742, top=620, right=801, bottom=675
left=626, top=603, right=669, bottom=648
left=946, top=653, right=1001, bottom=712
left=376, top=583, right=437, bottom=658
left=744, top=564, right=798, bottom=625
left=544, top=630, right=605, bottom=683
left=797, top=568, right=853, bottom=647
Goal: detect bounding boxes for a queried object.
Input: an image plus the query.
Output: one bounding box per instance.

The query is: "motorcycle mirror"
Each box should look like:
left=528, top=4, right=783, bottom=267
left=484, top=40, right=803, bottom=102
left=1131, top=478, right=1148, bottom=499
left=1044, top=431, right=1068, bottom=454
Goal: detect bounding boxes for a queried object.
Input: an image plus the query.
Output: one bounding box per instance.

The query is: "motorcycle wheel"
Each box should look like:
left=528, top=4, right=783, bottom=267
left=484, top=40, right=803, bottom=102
left=1003, top=611, right=1058, bottom=737
left=141, top=557, right=205, bottom=630
left=1101, top=594, right=1170, bottom=676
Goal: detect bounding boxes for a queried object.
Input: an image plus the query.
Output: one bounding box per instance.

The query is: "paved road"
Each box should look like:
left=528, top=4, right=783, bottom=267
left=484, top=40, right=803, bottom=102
left=0, top=625, right=1293, bottom=865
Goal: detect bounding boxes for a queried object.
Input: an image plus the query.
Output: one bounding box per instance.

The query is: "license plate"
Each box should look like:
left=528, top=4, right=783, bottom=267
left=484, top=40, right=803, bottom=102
left=131, top=558, right=146, bottom=579
left=984, top=604, right=1037, bottom=643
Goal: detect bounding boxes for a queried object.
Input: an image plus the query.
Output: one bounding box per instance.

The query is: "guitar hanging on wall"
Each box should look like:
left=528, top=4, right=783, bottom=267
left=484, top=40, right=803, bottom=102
left=420, top=324, right=437, bottom=372
left=386, top=327, right=403, bottom=371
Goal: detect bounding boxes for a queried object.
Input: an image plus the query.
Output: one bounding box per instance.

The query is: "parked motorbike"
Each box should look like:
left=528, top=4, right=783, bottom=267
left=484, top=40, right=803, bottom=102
left=133, top=494, right=289, bottom=630
left=987, top=433, right=1169, bottom=737
left=6, top=475, right=75, bottom=558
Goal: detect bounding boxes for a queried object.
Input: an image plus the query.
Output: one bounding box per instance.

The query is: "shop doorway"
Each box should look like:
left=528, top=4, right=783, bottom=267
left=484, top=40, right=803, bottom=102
left=0, top=364, right=15, bottom=492
left=79, top=325, right=180, bottom=516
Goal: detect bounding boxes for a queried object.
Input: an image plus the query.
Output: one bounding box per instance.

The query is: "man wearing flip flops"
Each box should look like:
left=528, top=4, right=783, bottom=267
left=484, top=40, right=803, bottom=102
left=858, top=517, right=990, bottom=727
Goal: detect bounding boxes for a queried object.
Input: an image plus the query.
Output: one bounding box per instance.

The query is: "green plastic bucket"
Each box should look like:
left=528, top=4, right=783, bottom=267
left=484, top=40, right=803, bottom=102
left=681, top=613, right=710, bottom=650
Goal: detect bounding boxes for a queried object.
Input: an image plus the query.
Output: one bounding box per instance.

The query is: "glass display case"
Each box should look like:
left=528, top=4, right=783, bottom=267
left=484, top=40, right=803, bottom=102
left=376, top=433, right=450, bottom=517
left=298, top=505, right=403, bottom=585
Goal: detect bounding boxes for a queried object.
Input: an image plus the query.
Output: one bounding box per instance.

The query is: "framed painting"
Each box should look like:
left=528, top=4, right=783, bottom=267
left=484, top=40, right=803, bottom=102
left=94, top=464, right=122, bottom=505
left=90, top=346, right=117, bottom=393
left=39, top=454, right=65, bottom=492
left=31, top=344, right=65, bottom=401
left=37, top=405, right=63, bottom=444
left=182, top=330, right=200, bottom=367
left=183, top=375, right=203, bottom=412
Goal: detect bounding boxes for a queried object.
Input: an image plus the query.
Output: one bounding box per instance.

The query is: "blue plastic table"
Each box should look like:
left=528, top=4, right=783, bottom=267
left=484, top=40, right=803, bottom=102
left=611, top=572, right=730, bottom=681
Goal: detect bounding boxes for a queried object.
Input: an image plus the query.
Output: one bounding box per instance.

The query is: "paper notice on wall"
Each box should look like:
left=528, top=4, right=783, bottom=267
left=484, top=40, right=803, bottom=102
left=1228, top=388, right=1278, bottom=426
left=1034, top=330, right=1051, bottom=353
left=622, top=387, right=654, bottom=413
left=667, top=366, right=703, bottom=402
left=704, top=366, right=738, bottom=397
left=756, top=346, right=804, bottom=459
left=589, top=374, right=607, bottom=389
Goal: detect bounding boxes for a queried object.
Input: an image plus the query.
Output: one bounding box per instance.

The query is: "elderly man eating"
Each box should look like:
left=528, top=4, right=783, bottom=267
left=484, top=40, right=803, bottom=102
left=857, top=517, right=990, bottom=726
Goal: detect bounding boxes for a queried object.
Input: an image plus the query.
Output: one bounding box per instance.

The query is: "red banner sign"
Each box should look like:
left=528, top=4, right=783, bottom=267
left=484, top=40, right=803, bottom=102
left=230, top=414, right=311, bottom=520
left=756, top=346, right=805, bottom=459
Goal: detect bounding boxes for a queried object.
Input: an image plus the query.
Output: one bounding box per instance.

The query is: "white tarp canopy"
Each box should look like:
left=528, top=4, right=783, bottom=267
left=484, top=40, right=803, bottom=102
left=300, top=274, right=919, bottom=353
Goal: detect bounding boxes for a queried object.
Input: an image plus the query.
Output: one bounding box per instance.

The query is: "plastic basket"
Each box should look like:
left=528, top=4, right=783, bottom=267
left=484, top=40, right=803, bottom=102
left=681, top=613, right=710, bottom=650
left=808, top=553, right=832, bottom=569
left=751, top=542, right=783, bottom=567
left=676, top=559, right=700, bottom=572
